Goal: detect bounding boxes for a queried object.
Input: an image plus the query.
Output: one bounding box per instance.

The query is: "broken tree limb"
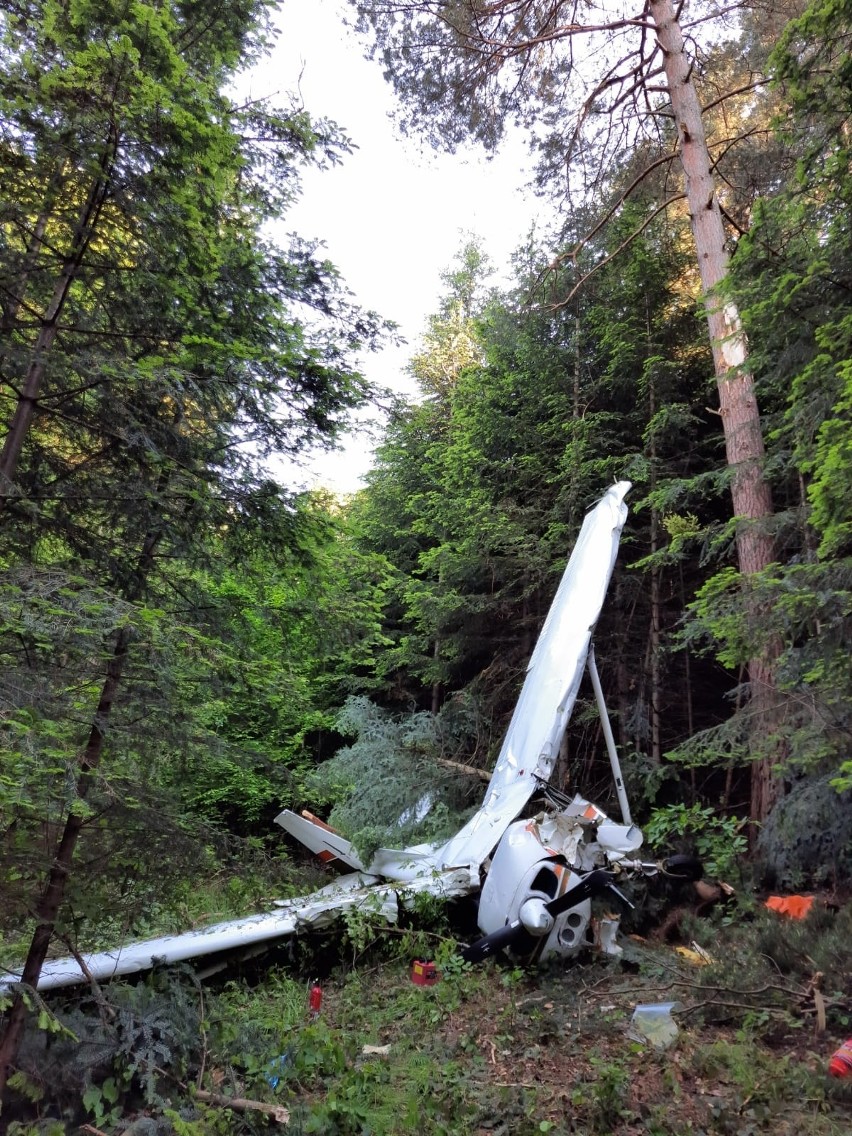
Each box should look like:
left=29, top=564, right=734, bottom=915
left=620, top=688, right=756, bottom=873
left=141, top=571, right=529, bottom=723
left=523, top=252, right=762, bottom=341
left=434, top=757, right=491, bottom=782
left=194, top=1089, right=289, bottom=1124
left=154, top=1065, right=289, bottom=1125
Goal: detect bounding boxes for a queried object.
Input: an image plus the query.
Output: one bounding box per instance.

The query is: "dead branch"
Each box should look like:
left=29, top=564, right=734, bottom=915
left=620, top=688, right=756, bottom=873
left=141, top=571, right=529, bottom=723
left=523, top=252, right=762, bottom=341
left=195, top=1089, right=290, bottom=1124
left=555, top=145, right=680, bottom=268
left=702, top=77, right=769, bottom=115
left=549, top=193, right=685, bottom=309
left=154, top=1064, right=290, bottom=1124
left=434, top=756, right=492, bottom=782
left=57, top=933, right=115, bottom=1023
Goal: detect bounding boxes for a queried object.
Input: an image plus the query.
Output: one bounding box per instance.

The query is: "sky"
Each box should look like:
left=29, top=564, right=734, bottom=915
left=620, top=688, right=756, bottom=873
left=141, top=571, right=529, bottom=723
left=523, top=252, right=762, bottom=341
left=235, top=0, right=545, bottom=492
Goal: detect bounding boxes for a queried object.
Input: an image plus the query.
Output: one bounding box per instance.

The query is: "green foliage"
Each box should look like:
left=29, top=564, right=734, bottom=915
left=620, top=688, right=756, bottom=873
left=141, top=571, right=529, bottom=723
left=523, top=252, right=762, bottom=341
left=354, top=224, right=722, bottom=801
left=0, top=1, right=394, bottom=1091
left=679, top=902, right=852, bottom=1069
left=208, top=970, right=313, bottom=1094
left=6, top=905, right=852, bottom=1133
left=575, top=1051, right=634, bottom=1133
left=82, top=1075, right=121, bottom=1128
left=644, top=803, right=748, bottom=881
left=684, top=545, right=852, bottom=784
left=5, top=1121, right=67, bottom=1136
left=677, top=0, right=852, bottom=798
left=307, top=695, right=481, bottom=860
left=161, top=506, right=395, bottom=836
left=10, top=970, right=204, bottom=1119
left=756, top=775, right=852, bottom=889
left=690, top=1037, right=827, bottom=1128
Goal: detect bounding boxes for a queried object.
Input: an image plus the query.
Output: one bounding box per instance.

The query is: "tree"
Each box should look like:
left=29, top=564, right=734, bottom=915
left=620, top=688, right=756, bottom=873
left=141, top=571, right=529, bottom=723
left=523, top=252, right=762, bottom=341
left=351, top=241, right=493, bottom=711
left=171, top=494, right=396, bottom=834
left=0, top=0, right=371, bottom=502
left=348, top=0, right=785, bottom=819
left=0, top=0, right=384, bottom=1092
left=353, top=219, right=731, bottom=811
left=711, top=0, right=852, bottom=793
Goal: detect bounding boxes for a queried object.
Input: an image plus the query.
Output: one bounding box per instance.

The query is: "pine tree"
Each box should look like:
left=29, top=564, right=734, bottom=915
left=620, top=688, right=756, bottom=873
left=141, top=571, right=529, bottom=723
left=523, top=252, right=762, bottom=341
left=348, top=0, right=789, bottom=819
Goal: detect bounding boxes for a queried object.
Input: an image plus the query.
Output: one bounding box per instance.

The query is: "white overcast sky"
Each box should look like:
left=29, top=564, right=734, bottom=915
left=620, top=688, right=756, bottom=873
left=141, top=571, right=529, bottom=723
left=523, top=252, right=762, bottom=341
left=235, top=0, right=544, bottom=492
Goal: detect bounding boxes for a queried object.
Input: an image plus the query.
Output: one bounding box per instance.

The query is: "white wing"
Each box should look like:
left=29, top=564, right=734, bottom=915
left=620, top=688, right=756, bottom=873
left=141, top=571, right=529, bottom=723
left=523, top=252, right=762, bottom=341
left=432, top=481, right=630, bottom=872
left=0, top=869, right=475, bottom=993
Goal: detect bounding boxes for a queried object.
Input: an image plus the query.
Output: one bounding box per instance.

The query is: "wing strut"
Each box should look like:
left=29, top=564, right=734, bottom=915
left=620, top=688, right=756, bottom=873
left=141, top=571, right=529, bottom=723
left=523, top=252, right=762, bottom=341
left=587, top=645, right=631, bottom=826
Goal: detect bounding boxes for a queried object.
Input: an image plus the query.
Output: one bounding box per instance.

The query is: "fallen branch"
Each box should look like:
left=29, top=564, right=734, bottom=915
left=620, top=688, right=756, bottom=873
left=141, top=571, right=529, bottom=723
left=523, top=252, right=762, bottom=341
left=194, top=1090, right=290, bottom=1125
left=669, top=979, right=802, bottom=998
left=434, top=757, right=491, bottom=783
left=154, top=1064, right=290, bottom=1124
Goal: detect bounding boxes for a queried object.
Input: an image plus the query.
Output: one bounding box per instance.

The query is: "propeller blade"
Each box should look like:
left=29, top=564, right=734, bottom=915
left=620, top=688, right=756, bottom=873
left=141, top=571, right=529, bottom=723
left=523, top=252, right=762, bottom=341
left=542, top=868, right=615, bottom=920
left=462, top=868, right=620, bottom=963
left=461, top=919, right=535, bottom=964
left=605, top=881, right=635, bottom=910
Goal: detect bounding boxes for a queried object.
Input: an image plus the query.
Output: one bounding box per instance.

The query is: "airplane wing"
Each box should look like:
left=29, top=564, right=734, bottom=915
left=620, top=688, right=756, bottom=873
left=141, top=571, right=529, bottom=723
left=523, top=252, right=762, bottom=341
left=3, top=485, right=629, bottom=993
left=432, top=481, right=631, bottom=872
left=0, top=868, right=476, bottom=994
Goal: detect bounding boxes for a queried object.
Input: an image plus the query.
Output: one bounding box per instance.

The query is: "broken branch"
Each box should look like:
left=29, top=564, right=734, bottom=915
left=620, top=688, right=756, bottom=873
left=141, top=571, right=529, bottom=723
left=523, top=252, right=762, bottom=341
left=195, top=1089, right=290, bottom=1124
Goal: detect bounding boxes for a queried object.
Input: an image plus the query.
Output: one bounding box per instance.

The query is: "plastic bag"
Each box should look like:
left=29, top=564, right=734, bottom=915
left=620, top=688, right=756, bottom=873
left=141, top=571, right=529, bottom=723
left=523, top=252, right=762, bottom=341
left=628, top=1002, right=682, bottom=1050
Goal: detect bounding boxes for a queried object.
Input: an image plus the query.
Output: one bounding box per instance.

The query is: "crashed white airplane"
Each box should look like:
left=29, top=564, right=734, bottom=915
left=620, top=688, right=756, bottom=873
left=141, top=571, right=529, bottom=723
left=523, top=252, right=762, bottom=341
left=1, top=481, right=700, bottom=994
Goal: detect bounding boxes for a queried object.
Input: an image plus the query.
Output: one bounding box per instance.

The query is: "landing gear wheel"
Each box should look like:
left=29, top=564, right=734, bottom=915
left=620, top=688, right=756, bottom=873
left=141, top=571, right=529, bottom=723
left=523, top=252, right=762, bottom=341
left=661, top=854, right=704, bottom=881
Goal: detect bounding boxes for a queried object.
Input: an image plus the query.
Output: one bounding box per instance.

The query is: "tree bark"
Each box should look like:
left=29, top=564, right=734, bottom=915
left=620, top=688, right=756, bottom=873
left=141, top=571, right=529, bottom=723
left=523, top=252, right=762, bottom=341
left=649, top=0, right=782, bottom=820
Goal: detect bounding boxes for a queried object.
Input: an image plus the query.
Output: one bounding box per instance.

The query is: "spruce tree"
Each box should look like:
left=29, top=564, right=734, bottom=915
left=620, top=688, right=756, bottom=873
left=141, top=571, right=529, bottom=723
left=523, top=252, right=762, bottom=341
left=0, top=0, right=384, bottom=1088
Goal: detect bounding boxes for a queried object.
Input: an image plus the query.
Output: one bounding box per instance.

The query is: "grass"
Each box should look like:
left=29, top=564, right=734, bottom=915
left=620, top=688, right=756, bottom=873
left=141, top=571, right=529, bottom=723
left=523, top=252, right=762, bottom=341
left=4, top=896, right=852, bottom=1134
left=201, top=901, right=852, bottom=1136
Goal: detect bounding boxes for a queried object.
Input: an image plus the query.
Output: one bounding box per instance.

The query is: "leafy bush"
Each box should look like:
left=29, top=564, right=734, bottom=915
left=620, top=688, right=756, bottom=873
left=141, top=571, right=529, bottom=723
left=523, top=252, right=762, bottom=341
left=644, top=802, right=747, bottom=880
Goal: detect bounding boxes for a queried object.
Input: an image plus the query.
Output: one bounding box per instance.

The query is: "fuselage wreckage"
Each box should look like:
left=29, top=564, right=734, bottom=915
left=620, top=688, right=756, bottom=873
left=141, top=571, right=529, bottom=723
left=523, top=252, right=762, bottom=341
left=1, top=481, right=701, bottom=994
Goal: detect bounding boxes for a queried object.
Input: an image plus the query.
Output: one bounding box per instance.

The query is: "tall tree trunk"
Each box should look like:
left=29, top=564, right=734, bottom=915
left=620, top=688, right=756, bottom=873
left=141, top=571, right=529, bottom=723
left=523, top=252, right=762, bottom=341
left=646, top=306, right=662, bottom=765
left=0, top=525, right=160, bottom=1096
left=0, top=126, right=117, bottom=504
left=649, top=0, right=782, bottom=820
left=431, top=638, right=442, bottom=713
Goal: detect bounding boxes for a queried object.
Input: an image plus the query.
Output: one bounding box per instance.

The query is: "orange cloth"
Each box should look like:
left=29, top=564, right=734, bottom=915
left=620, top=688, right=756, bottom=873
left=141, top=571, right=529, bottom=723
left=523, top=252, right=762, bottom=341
left=765, top=894, right=815, bottom=919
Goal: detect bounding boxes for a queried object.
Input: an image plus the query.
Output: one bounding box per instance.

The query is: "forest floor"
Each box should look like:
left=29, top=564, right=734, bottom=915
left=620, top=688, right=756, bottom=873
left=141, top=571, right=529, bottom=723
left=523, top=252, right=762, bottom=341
left=4, top=888, right=852, bottom=1135
left=273, top=931, right=852, bottom=1136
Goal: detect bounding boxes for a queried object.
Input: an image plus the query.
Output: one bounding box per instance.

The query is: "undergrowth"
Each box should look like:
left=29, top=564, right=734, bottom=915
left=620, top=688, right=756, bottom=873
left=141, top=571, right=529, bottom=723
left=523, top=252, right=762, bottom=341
left=2, top=896, right=852, bottom=1134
